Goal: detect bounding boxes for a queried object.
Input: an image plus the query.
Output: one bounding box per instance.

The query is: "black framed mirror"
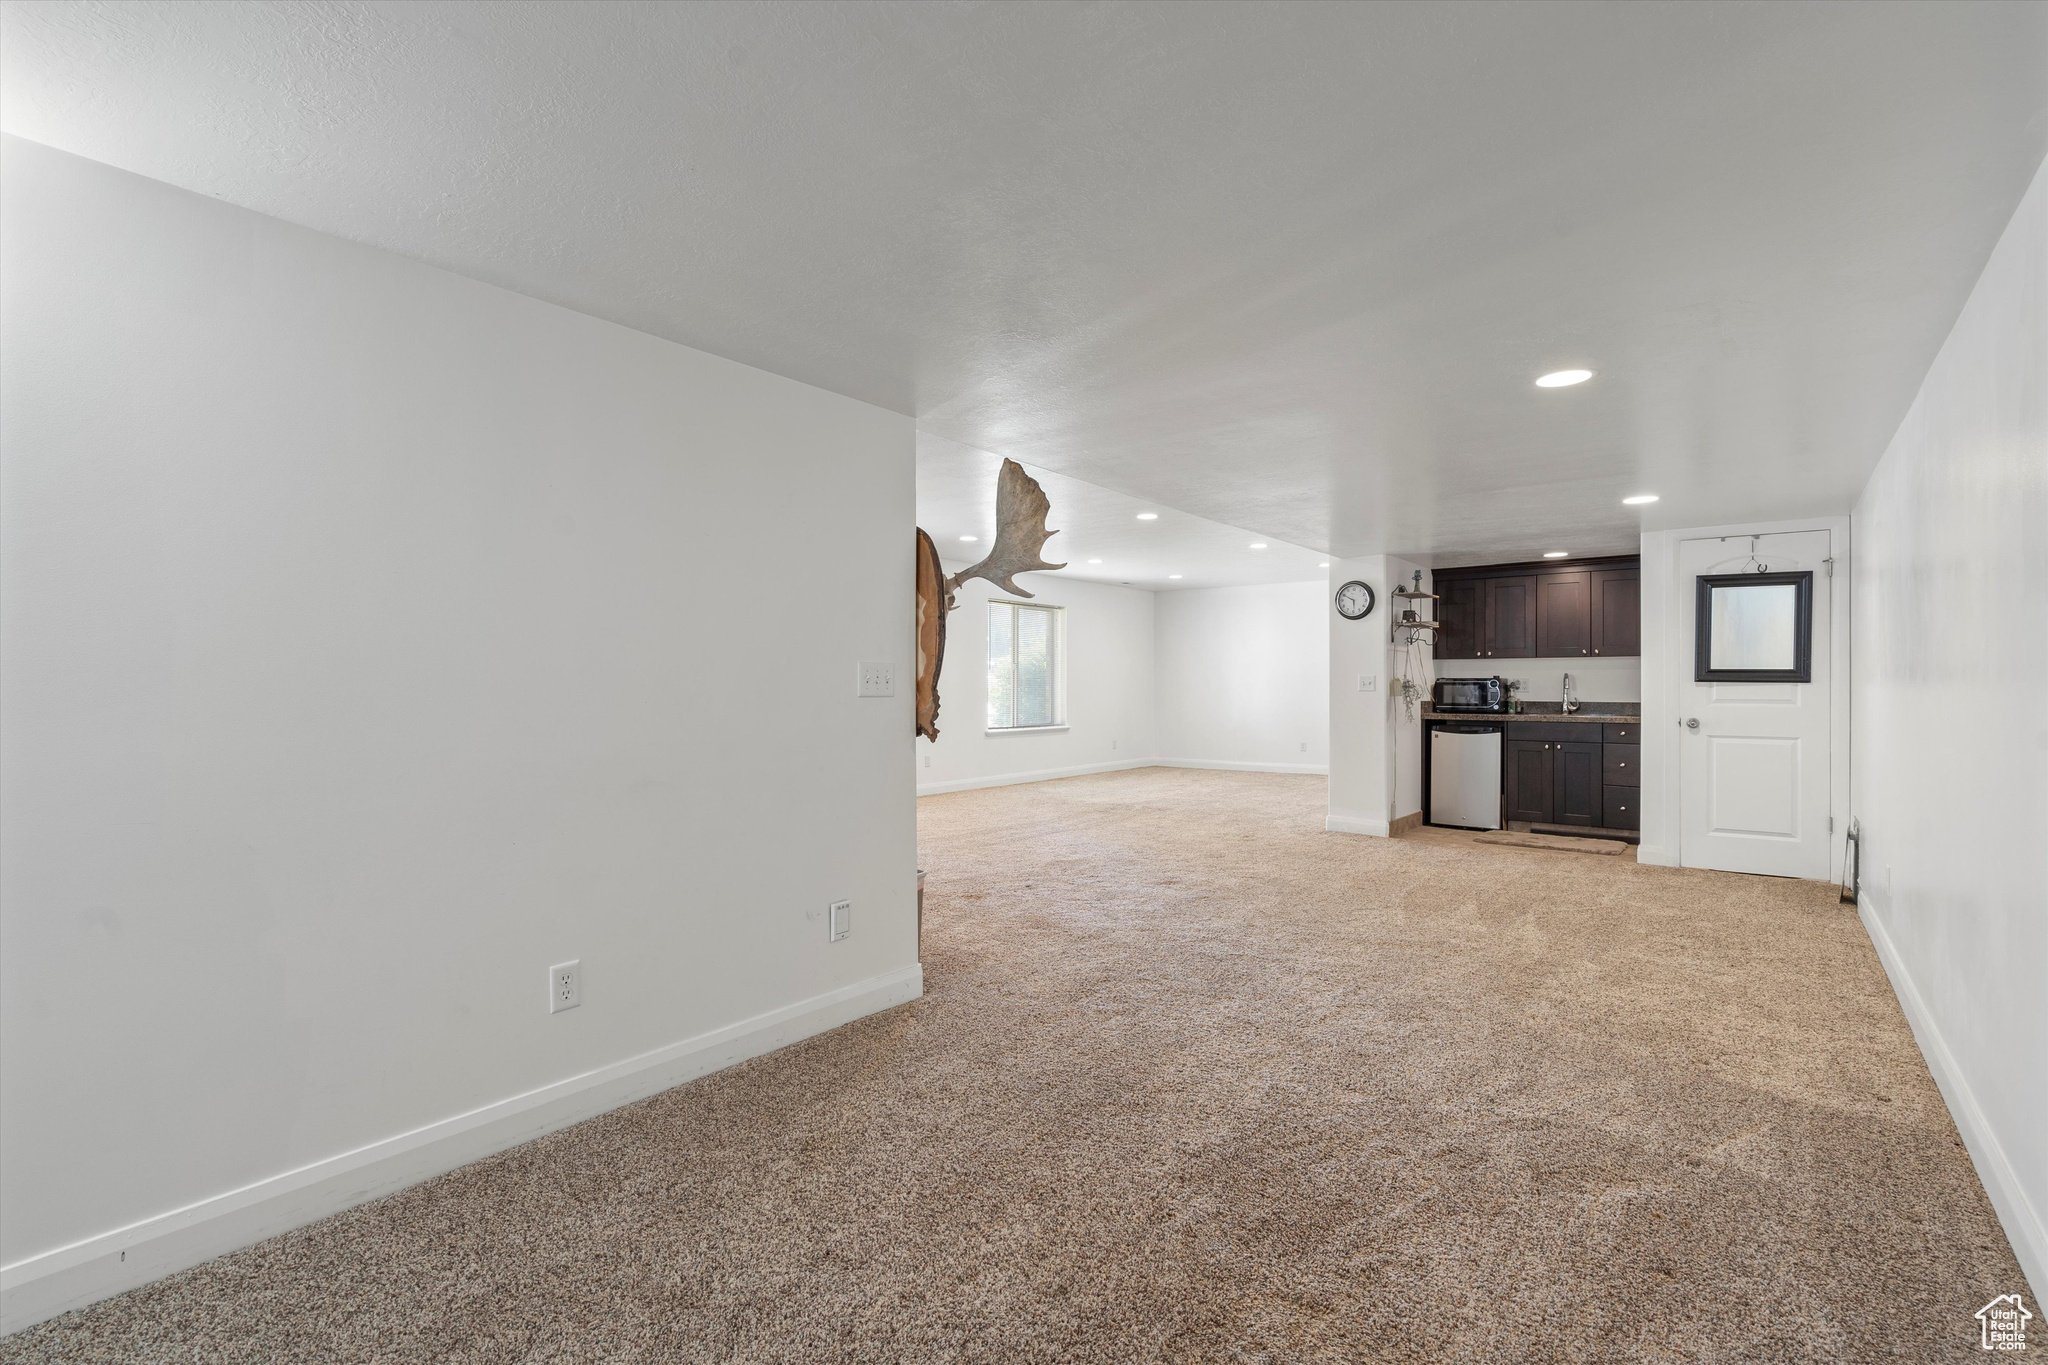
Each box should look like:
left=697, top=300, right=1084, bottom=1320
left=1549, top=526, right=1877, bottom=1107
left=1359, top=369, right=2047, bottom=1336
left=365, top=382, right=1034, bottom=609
left=1694, top=571, right=1813, bottom=682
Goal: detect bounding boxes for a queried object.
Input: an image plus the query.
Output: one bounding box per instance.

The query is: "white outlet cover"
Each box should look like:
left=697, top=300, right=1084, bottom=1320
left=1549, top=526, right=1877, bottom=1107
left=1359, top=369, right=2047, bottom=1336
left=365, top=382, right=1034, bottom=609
left=549, top=960, right=581, bottom=1013
left=828, top=899, right=850, bottom=942
left=1358, top=674, right=1377, bottom=692
left=857, top=662, right=894, bottom=697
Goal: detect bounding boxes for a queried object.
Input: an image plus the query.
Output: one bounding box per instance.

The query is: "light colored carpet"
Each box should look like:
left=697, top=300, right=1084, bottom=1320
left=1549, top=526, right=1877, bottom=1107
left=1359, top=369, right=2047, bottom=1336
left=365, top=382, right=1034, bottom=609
left=3, top=768, right=2023, bottom=1362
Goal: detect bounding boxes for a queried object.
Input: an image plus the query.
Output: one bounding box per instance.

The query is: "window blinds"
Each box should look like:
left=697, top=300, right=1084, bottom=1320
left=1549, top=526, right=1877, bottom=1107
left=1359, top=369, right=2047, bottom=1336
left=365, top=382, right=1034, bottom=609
left=986, top=601, right=1061, bottom=728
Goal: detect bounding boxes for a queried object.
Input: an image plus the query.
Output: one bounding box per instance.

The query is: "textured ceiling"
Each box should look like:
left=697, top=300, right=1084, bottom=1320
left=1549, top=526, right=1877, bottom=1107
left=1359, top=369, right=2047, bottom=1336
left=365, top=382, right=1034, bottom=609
left=917, top=434, right=1327, bottom=592
left=4, top=0, right=2044, bottom=565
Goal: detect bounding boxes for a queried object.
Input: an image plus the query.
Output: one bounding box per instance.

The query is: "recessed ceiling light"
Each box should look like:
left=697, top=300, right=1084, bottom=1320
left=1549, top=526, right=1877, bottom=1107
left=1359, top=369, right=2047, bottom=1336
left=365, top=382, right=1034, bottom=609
left=1535, top=369, right=1594, bottom=388
left=1168, top=574, right=1182, bottom=579
left=1088, top=558, right=1103, bottom=564
left=1136, top=512, right=1159, bottom=520
left=1249, top=542, right=1267, bottom=550
left=1543, top=551, right=1569, bottom=558
left=1622, top=494, right=1659, bottom=505
left=958, top=534, right=978, bottom=542
left=1319, top=562, right=1330, bottom=568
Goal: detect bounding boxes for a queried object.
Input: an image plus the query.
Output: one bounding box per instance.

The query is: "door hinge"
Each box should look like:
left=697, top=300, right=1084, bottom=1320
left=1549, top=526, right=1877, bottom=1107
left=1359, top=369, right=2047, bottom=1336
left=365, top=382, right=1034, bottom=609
left=1829, top=816, right=1834, bottom=832
left=1823, top=556, right=1834, bottom=578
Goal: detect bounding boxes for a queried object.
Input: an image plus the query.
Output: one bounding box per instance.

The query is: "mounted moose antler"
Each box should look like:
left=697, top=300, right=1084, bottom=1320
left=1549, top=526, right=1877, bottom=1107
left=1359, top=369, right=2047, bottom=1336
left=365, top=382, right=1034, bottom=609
left=943, top=459, right=1067, bottom=603
left=915, top=458, right=1065, bottom=740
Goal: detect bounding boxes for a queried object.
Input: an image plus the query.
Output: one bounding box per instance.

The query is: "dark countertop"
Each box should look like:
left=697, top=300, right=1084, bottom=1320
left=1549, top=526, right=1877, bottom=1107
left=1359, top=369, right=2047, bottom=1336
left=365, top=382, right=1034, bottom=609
left=1423, top=703, right=1640, bottom=725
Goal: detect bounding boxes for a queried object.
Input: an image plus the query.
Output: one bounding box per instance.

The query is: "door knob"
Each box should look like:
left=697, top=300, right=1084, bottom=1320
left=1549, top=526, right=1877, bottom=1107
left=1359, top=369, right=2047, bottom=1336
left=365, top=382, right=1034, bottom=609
left=1685, top=717, right=1700, bottom=730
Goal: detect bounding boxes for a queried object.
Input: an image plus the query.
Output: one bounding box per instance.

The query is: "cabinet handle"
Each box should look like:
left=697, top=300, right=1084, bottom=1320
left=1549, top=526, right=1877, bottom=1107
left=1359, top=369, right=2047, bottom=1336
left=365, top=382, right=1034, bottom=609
left=1593, top=649, right=1601, bottom=655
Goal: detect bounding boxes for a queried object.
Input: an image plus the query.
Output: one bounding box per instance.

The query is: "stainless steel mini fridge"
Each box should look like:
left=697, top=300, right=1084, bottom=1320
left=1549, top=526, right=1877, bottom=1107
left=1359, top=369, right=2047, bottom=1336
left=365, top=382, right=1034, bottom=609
left=1430, top=725, right=1502, bottom=831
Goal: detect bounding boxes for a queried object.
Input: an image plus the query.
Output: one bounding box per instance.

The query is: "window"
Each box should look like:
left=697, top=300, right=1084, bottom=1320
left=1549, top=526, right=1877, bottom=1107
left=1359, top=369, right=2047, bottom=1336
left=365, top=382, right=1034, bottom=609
left=987, top=601, right=1064, bottom=729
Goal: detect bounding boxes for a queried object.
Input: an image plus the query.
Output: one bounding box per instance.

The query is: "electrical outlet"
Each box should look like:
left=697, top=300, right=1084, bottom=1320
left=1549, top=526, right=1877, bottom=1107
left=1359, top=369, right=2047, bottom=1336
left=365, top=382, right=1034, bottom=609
left=923, top=753, right=931, bottom=768
left=1358, top=674, right=1377, bottom=692
left=1299, top=741, right=1307, bottom=753
left=857, top=662, right=894, bottom=697
left=828, top=900, right=850, bottom=942
left=549, top=960, right=581, bottom=1014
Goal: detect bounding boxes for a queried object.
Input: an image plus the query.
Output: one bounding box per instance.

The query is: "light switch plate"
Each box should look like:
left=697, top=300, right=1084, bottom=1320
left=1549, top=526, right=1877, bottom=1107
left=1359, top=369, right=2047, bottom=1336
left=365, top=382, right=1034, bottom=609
left=857, top=662, right=894, bottom=697
left=828, top=900, right=851, bottom=942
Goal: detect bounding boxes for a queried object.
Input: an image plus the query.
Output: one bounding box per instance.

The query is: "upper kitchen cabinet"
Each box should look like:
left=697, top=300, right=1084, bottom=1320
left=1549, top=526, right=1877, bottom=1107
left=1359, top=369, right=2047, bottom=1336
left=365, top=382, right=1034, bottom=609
left=1535, top=573, right=1590, bottom=657
left=1437, top=578, right=1481, bottom=659
left=1434, top=556, right=1639, bottom=660
left=1481, top=575, right=1538, bottom=658
left=1590, top=567, right=1640, bottom=656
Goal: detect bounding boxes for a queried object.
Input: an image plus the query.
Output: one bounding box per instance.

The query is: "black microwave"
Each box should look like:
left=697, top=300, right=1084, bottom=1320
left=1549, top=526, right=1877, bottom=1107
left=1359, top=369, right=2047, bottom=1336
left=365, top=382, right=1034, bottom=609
left=1433, top=676, right=1505, bottom=712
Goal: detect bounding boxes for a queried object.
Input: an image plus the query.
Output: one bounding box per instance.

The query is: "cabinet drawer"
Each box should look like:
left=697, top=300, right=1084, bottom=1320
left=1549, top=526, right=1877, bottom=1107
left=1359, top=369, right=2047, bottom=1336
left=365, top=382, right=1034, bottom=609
left=1602, top=786, right=1640, bottom=830
left=1602, top=743, right=1640, bottom=787
left=1501, top=721, right=1581, bottom=741
left=1601, top=722, right=1639, bottom=744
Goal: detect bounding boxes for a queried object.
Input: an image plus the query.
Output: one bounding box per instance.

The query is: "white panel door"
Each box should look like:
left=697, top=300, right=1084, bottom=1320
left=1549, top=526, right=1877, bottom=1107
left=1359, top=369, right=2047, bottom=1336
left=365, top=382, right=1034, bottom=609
left=1677, top=530, right=1832, bottom=878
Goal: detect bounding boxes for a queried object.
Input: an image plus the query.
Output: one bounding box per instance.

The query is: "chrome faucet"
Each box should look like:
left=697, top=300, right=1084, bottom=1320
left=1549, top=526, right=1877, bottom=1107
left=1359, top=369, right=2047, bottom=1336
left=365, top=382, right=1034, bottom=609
left=1562, top=671, right=1579, bottom=714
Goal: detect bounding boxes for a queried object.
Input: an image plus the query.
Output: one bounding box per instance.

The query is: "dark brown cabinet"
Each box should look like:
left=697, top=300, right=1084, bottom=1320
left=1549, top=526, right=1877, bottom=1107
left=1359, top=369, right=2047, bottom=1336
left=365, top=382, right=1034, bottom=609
left=1536, top=573, right=1590, bottom=657
left=1434, top=556, right=1638, bottom=661
left=1502, top=736, right=1601, bottom=826
left=1437, top=578, right=1481, bottom=660
left=1554, top=741, right=1601, bottom=826
left=1503, top=740, right=1553, bottom=823
left=1602, top=787, right=1639, bottom=830
left=1481, top=575, right=1537, bottom=658
left=1590, top=568, right=1640, bottom=657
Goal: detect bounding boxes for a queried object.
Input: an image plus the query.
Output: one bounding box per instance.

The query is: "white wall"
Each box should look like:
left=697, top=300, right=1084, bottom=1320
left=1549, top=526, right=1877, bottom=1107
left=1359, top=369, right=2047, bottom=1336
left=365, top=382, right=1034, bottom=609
left=1154, top=582, right=1328, bottom=773
left=1849, top=155, right=2046, bottom=1298
left=915, top=571, right=1154, bottom=793
left=1327, top=556, right=1429, bottom=834
left=1470, top=657, right=1641, bottom=704
left=0, top=136, right=919, bottom=1329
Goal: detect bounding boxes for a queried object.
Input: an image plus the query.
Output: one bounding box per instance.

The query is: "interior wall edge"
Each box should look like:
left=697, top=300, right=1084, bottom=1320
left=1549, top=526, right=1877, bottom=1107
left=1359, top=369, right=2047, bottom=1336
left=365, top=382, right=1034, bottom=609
left=1857, top=894, right=2045, bottom=1301
left=1324, top=811, right=1391, bottom=837
left=0, top=964, right=924, bottom=1337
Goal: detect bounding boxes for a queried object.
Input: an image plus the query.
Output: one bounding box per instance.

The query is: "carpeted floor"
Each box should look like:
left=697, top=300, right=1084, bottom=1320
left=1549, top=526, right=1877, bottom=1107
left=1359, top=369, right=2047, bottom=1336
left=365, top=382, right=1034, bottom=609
left=4, top=768, right=2024, bottom=1363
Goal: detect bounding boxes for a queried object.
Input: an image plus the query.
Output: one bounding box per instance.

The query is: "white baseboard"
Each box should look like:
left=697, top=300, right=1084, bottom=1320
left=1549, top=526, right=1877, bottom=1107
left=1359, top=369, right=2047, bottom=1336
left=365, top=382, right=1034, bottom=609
left=0, top=963, right=924, bottom=1336
left=1859, top=894, right=2045, bottom=1301
left=1325, top=809, right=1390, bottom=837
left=1155, top=758, right=1330, bottom=776
left=916, top=759, right=1152, bottom=795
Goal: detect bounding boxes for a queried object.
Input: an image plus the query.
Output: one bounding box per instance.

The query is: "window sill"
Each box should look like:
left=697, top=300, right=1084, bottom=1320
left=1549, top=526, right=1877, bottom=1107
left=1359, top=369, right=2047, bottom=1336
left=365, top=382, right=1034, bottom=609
left=986, top=724, right=1070, bottom=735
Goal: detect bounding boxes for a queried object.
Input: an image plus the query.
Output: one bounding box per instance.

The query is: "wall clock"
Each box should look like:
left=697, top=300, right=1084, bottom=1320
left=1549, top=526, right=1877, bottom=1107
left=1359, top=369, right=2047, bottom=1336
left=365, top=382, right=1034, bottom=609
left=1334, top=580, right=1376, bottom=620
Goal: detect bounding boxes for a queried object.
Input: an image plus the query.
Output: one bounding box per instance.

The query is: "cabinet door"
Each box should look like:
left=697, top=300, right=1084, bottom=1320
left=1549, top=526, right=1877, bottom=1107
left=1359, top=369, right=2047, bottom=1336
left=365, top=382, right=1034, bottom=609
left=1482, top=575, right=1538, bottom=658
left=1503, top=740, right=1553, bottom=823
left=1536, top=572, right=1590, bottom=657
left=1435, top=578, right=1481, bottom=659
left=1553, top=741, right=1602, bottom=826
left=1589, top=568, right=1640, bottom=657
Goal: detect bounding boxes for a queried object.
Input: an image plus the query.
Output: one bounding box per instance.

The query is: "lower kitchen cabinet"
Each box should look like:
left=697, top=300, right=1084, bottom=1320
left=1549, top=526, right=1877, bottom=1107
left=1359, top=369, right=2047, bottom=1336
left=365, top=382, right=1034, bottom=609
left=1504, top=739, right=1553, bottom=823
left=1603, top=787, right=1640, bottom=830
left=1553, top=741, right=1601, bottom=826
left=1503, top=737, right=1601, bottom=826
